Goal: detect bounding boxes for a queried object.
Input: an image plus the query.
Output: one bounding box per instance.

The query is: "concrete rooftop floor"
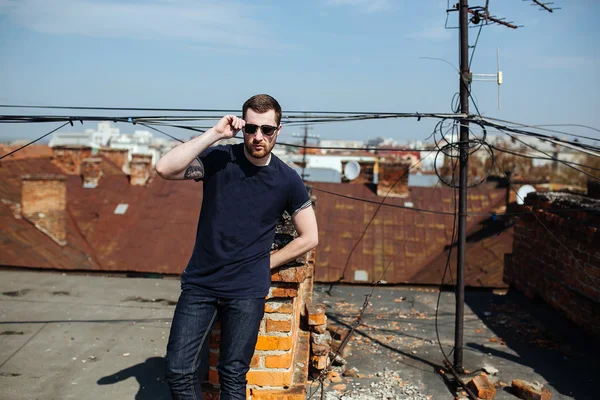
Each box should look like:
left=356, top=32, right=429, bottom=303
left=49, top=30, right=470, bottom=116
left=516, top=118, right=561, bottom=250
left=0, top=270, right=597, bottom=400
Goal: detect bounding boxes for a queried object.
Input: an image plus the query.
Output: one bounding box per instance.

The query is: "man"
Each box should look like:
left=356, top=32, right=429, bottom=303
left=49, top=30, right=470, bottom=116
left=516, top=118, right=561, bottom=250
left=156, top=94, right=319, bottom=400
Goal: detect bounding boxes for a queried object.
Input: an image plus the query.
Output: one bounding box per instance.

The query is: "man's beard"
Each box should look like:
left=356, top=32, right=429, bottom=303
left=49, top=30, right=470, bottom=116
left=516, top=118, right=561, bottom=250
left=244, top=140, right=273, bottom=159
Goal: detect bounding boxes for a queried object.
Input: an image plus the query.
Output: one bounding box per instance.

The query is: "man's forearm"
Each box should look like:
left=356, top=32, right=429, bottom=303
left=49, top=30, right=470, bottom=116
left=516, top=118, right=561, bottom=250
left=156, top=129, right=220, bottom=179
left=270, top=236, right=317, bottom=269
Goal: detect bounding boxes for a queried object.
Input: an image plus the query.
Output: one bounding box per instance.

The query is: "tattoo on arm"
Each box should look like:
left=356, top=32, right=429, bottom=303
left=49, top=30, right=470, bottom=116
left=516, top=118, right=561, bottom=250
left=184, top=164, right=204, bottom=180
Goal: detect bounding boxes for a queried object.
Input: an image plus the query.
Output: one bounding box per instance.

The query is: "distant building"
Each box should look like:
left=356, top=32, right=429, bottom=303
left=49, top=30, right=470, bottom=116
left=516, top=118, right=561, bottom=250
left=320, top=139, right=365, bottom=153
left=487, top=135, right=586, bottom=167
left=49, top=122, right=174, bottom=166
left=48, top=132, right=94, bottom=148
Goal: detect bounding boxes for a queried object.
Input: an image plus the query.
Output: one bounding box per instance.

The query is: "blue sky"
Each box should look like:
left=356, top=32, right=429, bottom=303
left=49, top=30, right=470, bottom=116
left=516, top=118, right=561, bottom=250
left=1, top=0, right=599, bottom=144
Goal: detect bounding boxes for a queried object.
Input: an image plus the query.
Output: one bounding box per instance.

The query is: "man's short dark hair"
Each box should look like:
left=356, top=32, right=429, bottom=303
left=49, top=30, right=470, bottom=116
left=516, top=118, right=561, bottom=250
left=243, top=94, right=282, bottom=125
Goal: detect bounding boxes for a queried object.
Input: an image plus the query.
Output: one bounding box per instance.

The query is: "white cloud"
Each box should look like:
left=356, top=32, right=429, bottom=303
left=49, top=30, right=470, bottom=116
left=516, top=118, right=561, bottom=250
left=1, top=0, right=275, bottom=49
left=326, top=0, right=393, bottom=13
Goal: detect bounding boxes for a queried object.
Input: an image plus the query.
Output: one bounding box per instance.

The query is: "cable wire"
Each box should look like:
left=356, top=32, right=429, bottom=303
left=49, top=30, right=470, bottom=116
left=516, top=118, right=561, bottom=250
left=0, top=122, right=70, bottom=160
left=467, top=73, right=600, bottom=292
left=496, top=128, right=600, bottom=182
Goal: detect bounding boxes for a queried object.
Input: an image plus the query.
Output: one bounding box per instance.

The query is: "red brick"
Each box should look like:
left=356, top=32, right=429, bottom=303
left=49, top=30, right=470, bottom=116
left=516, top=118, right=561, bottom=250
left=247, top=370, right=293, bottom=387
left=271, top=265, right=308, bottom=283
left=310, top=355, right=328, bottom=370
left=250, top=385, right=306, bottom=400
left=306, top=303, right=326, bottom=325
left=255, top=336, right=293, bottom=351
left=264, top=353, right=292, bottom=369
left=265, top=301, right=294, bottom=314
left=467, top=375, right=496, bottom=400
left=511, top=379, right=552, bottom=400
left=268, top=287, right=298, bottom=299
left=266, top=319, right=292, bottom=333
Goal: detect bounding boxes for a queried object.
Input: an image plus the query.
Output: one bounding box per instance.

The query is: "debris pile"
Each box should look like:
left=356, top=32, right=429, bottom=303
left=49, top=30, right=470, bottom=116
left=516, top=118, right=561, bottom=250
left=324, top=368, right=429, bottom=400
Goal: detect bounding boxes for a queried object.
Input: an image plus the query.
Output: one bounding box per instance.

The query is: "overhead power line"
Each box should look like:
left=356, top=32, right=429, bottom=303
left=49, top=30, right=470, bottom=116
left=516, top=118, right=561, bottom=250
left=490, top=145, right=600, bottom=172
left=479, top=116, right=600, bottom=143
left=0, top=103, right=464, bottom=118
left=0, top=122, right=70, bottom=160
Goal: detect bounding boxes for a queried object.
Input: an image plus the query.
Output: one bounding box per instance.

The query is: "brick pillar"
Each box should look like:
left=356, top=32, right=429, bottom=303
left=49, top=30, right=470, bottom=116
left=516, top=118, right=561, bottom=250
left=81, top=158, right=103, bottom=188
left=130, top=159, right=151, bottom=186
left=98, top=148, right=129, bottom=172
left=204, top=199, right=315, bottom=399
left=21, top=174, right=67, bottom=246
left=205, top=263, right=311, bottom=399
left=376, top=160, right=410, bottom=198
left=52, top=146, right=92, bottom=175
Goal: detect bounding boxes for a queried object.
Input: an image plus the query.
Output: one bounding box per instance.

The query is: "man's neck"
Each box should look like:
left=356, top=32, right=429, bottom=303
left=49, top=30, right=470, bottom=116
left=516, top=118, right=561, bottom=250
left=243, top=147, right=272, bottom=167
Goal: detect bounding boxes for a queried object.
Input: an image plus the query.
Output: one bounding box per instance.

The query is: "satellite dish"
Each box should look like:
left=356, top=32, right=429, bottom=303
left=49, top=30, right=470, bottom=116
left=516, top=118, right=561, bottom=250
left=344, top=161, right=361, bottom=181
left=516, top=184, right=536, bottom=205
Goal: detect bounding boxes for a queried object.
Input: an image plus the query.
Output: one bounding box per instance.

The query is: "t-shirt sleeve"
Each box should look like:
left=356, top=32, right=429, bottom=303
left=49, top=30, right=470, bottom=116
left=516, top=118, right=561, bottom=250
left=286, top=171, right=311, bottom=216
left=196, top=145, right=230, bottom=181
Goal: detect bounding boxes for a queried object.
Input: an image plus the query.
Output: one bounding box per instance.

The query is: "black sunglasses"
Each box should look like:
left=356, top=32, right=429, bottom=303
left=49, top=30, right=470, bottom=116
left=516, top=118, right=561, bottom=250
left=243, top=124, right=279, bottom=136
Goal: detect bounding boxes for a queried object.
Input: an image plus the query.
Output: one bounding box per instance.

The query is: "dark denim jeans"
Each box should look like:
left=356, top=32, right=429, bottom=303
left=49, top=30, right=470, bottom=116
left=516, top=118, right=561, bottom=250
left=165, top=285, right=265, bottom=400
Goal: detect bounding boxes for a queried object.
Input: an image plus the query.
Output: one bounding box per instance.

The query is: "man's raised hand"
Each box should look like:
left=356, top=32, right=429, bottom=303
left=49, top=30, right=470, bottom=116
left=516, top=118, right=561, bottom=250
left=214, top=115, right=245, bottom=139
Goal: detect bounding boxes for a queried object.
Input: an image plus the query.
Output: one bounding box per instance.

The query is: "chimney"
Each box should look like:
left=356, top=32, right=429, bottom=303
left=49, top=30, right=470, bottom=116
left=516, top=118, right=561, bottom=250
left=130, top=159, right=151, bottom=186
left=131, top=153, right=153, bottom=165
left=98, top=148, right=129, bottom=173
left=376, top=160, right=410, bottom=198
left=81, top=158, right=103, bottom=188
left=21, top=174, right=67, bottom=246
left=52, top=146, right=92, bottom=175
left=341, top=160, right=374, bottom=185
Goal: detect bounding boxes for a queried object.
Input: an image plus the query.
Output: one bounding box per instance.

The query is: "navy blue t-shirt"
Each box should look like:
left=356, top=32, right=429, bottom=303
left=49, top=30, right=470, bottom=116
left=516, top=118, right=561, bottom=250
left=182, top=143, right=311, bottom=298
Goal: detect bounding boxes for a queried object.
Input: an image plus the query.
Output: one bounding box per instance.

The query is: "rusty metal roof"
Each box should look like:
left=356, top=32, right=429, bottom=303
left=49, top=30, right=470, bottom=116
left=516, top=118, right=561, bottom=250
left=66, top=174, right=201, bottom=273
left=310, top=182, right=510, bottom=287
left=1, top=157, right=202, bottom=274
left=1, top=156, right=513, bottom=286
left=0, top=158, right=100, bottom=270
left=0, top=144, right=52, bottom=160
left=411, top=224, right=513, bottom=288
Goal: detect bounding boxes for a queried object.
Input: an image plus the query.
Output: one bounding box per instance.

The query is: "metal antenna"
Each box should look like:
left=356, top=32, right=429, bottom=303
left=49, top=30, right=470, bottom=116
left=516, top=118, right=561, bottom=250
left=524, top=0, right=561, bottom=13
left=445, top=3, right=523, bottom=29
left=472, top=47, right=503, bottom=110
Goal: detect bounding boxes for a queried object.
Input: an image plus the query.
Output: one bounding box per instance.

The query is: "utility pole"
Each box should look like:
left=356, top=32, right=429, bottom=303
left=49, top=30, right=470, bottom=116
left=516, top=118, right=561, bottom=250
left=293, top=113, right=319, bottom=181
left=302, top=114, right=309, bottom=180
left=454, top=0, right=470, bottom=372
